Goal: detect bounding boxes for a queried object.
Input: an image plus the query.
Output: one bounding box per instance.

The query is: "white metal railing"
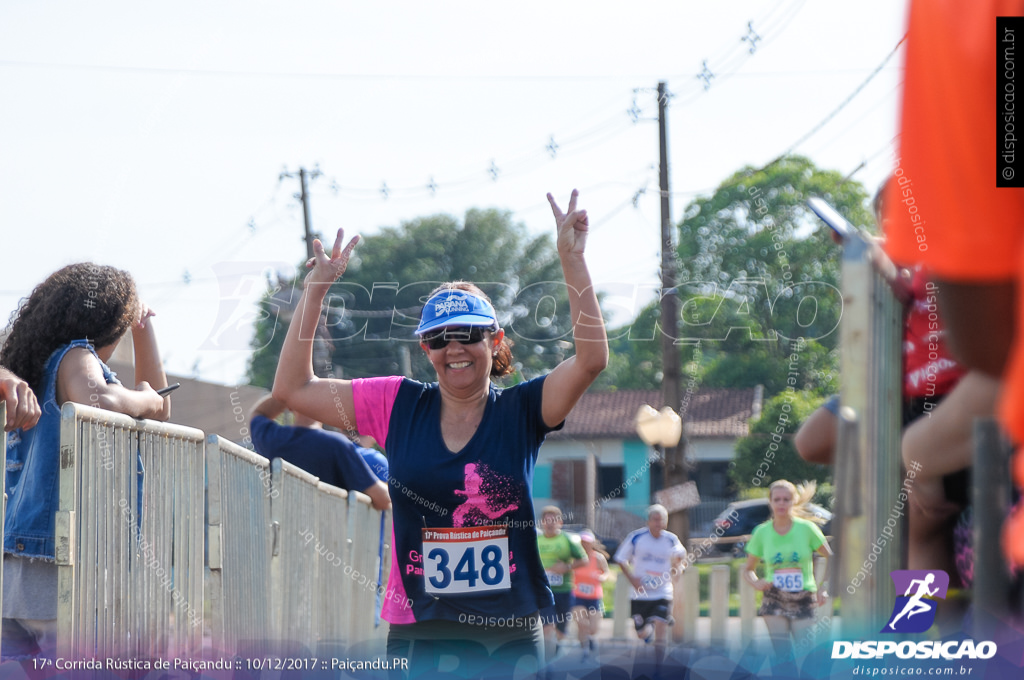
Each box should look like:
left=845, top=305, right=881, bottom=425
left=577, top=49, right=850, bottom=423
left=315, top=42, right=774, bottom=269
left=270, top=458, right=326, bottom=646
left=269, top=458, right=390, bottom=652
left=343, top=480, right=384, bottom=645
left=205, top=435, right=274, bottom=655
left=312, top=481, right=352, bottom=644
left=56, top=402, right=207, bottom=659
left=55, top=404, right=390, bottom=661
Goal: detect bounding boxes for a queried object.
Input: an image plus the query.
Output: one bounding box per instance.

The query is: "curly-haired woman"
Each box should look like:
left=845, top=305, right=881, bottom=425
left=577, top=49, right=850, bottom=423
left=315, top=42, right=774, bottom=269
left=1, top=263, right=170, bottom=659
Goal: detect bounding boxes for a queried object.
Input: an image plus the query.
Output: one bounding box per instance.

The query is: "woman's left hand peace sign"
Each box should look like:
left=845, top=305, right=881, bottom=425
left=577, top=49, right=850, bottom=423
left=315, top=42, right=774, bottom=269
left=547, top=189, right=589, bottom=256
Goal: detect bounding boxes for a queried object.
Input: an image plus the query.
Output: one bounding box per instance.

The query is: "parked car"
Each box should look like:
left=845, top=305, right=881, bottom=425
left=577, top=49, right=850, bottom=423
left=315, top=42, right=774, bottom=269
left=710, top=498, right=832, bottom=556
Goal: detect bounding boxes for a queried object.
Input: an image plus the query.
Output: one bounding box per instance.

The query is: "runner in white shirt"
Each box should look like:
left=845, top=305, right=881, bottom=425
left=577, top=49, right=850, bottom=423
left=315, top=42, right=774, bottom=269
left=614, top=504, right=686, bottom=654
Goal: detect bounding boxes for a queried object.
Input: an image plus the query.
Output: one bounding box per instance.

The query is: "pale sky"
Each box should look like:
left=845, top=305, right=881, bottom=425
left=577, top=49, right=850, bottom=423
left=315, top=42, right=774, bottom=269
left=0, top=0, right=909, bottom=385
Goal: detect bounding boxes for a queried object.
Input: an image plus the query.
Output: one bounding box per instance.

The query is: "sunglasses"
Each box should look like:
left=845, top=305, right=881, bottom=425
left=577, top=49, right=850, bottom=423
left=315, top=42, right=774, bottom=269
left=422, top=326, right=492, bottom=350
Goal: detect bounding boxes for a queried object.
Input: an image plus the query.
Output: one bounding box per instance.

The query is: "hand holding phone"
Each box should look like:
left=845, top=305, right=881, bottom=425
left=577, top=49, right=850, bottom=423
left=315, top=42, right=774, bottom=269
left=156, top=383, right=180, bottom=397
left=807, top=197, right=855, bottom=241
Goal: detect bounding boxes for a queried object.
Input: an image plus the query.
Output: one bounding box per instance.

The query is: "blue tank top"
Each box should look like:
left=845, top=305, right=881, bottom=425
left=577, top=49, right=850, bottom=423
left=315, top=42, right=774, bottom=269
left=4, top=340, right=120, bottom=559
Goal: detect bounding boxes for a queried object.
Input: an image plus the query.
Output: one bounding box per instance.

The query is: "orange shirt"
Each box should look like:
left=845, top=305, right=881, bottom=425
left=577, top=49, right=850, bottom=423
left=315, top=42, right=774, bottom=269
left=885, top=0, right=1024, bottom=281
left=573, top=552, right=605, bottom=601
left=884, top=0, right=1024, bottom=565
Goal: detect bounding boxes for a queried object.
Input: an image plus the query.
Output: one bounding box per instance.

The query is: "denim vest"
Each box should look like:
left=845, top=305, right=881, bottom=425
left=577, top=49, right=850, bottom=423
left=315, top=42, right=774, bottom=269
left=4, top=340, right=120, bottom=560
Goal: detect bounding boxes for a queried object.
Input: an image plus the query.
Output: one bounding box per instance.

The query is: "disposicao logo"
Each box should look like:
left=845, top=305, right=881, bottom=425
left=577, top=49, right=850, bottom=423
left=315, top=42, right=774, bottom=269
left=882, top=569, right=948, bottom=634
left=831, top=569, right=997, bottom=661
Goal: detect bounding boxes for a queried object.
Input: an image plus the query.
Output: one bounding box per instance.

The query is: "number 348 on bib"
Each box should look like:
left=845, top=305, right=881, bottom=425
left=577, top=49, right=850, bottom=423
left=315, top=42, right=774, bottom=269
left=422, top=526, right=512, bottom=595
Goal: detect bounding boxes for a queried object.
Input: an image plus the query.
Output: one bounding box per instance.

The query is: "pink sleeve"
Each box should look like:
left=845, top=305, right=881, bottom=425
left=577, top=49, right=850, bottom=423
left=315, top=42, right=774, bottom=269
left=351, top=376, right=404, bottom=447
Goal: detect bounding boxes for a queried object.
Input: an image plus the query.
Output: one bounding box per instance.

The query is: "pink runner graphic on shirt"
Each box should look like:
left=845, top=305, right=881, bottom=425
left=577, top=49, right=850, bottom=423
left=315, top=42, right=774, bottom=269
left=452, top=462, right=519, bottom=527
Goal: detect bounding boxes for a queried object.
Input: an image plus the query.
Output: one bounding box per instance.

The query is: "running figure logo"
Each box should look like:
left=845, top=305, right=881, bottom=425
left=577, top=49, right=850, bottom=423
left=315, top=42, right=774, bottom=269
left=452, top=463, right=519, bottom=527
left=882, top=570, right=949, bottom=634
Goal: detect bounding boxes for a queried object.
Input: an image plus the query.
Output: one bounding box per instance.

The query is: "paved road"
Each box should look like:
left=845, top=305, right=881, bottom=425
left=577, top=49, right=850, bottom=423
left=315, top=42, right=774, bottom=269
left=535, top=615, right=839, bottom=679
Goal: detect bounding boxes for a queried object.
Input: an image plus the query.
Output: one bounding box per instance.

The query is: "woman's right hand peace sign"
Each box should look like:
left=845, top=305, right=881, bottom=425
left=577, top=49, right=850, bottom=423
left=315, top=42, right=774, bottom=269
left=304, top=228, right=360, bottom=288
left=547, top=189, right=589, bottom=257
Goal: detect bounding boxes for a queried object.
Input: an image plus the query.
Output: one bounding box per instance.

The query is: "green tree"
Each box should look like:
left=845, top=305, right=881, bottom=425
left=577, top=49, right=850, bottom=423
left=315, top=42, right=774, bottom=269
left=729, top=391, right=831, bottom=492
left=246, top=275, right=293, bottom=389
left=247, top=208, right=579, bottom=387
left=601, top=156, right=868, bottom=396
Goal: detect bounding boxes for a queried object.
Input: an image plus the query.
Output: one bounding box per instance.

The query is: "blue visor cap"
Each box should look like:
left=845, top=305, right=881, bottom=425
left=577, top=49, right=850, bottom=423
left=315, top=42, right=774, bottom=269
left=416, top=290, right=498, bottom=335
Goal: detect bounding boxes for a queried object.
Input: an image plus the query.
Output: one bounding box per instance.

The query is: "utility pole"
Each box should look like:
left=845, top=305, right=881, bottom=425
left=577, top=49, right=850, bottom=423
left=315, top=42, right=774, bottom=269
left=657, top=81, right=688, bottom=545
left=299, top=168, right=315, bottom=261
left=280, top=165, right=322, bottom=260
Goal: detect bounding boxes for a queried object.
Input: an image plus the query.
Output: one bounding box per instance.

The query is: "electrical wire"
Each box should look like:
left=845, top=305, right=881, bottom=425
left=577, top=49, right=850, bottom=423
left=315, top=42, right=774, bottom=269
left=266, top=8, right=795, bottom=202
left=669, top=0, right=807, bottom=106
left=0, top=59, right=697, bottom=82
left=313, top=116, right=639, bottom=202
left=41, top=6, right=897, bottom=385
left=671, top=32, right=907, bottom=200
left=771, top=33, right=907, bottom=161
left=803, top=81, right=902, bottom=157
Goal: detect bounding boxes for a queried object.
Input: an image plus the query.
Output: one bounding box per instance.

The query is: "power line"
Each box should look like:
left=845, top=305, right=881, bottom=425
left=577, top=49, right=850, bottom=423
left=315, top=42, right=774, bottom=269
left=161, top=10, right=796, bottom=206
left=66, top=8, right=898, bottom=323
left=0, top=60, right=715, bottom=82
left=142, top=22, right=905, bottom=311
left=804, top=81, right=902, bottom=157
left=507, top=170, right=658, bottom=220
left=771, top=33, right=907, bottom=161
left=144, top=178, right=293, bottom=308
left=308, top=115, right=640, bottom=203
left=671, top=0, right=808, bottom=106
left=688, top=32, right=907, bottom=200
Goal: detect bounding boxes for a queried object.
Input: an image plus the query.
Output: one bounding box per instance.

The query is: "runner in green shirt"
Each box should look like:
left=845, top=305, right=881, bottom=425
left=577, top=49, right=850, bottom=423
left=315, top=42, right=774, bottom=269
left=743, top=480, right=832, bottom=660
left=537, top=505, right=587, bottom=659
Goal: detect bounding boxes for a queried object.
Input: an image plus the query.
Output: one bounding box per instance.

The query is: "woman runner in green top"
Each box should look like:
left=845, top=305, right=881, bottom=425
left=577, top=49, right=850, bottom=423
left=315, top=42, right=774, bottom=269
left=743, top=479, right=832, bottom=659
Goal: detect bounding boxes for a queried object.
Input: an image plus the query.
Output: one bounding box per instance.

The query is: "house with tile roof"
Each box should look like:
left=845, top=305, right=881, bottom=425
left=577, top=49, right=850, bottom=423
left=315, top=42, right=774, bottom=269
left=533, top=386, right=763, bottom=538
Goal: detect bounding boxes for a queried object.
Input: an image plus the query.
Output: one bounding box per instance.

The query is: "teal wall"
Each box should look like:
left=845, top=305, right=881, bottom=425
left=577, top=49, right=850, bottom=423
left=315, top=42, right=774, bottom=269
left=622, top=441, right=651, bottom=515
left=533, top=464, right=552, bottom=499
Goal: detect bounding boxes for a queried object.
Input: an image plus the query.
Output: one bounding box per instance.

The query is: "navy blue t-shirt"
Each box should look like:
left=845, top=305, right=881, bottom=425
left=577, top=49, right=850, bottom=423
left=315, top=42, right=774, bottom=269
left=353, top=375, right=561, bottom=625
left=250, top=415, right=381, bottom=493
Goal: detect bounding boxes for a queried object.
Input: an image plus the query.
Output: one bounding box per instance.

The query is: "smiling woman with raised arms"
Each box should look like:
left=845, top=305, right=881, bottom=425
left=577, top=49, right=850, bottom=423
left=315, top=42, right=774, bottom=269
left=273, top=189, right=608, bottom=677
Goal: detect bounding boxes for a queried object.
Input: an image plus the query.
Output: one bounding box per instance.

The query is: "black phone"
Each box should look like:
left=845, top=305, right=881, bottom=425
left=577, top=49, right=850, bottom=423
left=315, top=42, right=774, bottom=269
left=156, top=383, right=180, bottom=397
left=807, top=197, right=855, bottom=241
